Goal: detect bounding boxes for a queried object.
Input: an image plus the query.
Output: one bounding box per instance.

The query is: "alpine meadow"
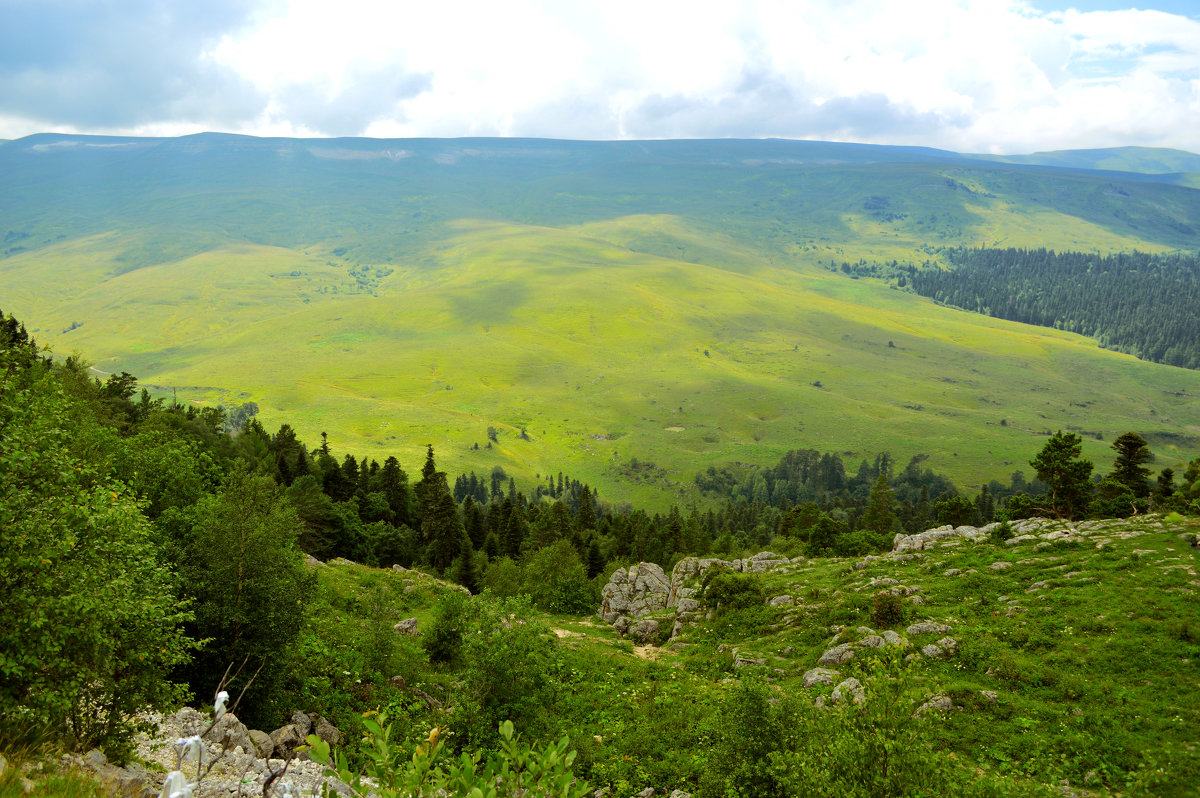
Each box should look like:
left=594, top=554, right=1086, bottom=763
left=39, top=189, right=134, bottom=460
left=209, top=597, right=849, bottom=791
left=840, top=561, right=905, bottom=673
left=4, top=131, right=1200, bottom=798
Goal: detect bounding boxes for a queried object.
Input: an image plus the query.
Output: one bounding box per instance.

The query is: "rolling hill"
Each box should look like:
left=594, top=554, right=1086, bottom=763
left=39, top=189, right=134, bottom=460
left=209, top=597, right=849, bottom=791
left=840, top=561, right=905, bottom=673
left=2, top=134, right=1199, bottom=505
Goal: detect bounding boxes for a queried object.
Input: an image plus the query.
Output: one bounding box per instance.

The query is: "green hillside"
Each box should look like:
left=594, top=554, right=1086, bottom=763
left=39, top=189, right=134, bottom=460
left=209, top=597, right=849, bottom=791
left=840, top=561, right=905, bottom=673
left=3, top=135, right=1200, bottom=505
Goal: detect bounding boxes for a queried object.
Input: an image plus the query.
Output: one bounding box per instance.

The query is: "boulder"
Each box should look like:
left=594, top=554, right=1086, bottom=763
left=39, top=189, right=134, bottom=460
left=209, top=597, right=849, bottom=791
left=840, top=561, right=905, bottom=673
left=921, top=644, right=945, bottom=659
left=915, top=694, right=955, bottom=716
left=768, top=595, right=795, bottom=607
left=733, top=655, right=766, bottom=669
left=859, top=635, right=884, bottom=648
left=247, top=729, right=274, bottom=759
left=631, top=619, right=661, bottom=644
left=818, top=643, right=855, bottom=667
left=269, top=724, right=305, bottom=761
left=394, top=617, right=420, bottom=635
left=314, top=717, right=341, bottom=747
left=935, top=637, right=958, bottom=654
left=600, top=562, right=671, bottom=622
left=802, top=667, right=839, bottom=687
left=881, top=630, right=908, bottom=648
left=832, top=678, right=865, bottom=705
left=906, top=622, right=953, bottom=636
left=211, top=712, right=255, bottom=754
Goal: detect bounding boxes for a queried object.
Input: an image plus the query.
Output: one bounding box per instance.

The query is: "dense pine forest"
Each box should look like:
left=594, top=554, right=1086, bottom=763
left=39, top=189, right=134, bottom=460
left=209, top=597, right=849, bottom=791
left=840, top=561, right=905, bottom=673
left=907, top=248, right=1200, bottom=369
left=5, top=306, right=1200, bottom=796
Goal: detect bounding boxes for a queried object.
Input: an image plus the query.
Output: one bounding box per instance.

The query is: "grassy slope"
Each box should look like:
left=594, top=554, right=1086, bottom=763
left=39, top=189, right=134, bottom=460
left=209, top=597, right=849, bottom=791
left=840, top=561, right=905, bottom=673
left=305, top=515, right=1200, bottom=796
left=4, top=137, right=1200, bottom=505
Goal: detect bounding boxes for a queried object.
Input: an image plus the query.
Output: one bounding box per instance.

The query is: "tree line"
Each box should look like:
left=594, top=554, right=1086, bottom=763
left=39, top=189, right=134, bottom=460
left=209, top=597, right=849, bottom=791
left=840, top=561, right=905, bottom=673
left=907, top=247, right=1200, bottom=369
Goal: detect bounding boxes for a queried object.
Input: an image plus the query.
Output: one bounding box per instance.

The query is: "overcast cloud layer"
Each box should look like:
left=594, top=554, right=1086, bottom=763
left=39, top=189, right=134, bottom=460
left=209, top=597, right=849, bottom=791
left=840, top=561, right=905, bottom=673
left=1, top=0, right=1198, bottom=154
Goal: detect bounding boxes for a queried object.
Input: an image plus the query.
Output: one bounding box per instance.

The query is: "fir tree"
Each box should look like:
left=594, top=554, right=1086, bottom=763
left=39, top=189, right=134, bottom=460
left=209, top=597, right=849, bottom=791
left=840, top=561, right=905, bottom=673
left=1030, top=431, right=1094, bottom=519
left=1109, top=432, right=1153, bottom=498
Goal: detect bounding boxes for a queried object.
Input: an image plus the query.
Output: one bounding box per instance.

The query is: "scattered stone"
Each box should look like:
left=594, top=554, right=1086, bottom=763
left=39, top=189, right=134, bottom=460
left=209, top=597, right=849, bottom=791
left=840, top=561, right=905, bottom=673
left=980, top=690, right=999, bottom=703
left=248, top=729, right=274, bottom=758
left=734, top=655, right=766, bottom=669
left=803, top=667, right=839, bottom=687
left=944, top=568, right=961, bottom=576
left=394, top=617, right=420, bottom=635
left=935, top=637, right=958, bottom=654
left=921, top=644, right=945, bottom=659
left=769, top=595, right=795, bottom=607
left=881, top=630, right=908, bottom=648
left=818, top=643, right=856, bottom=667
left=636, top=788, right=655, bottom=798
left=859, top=635, right=885, bottom=648
left=832, top=678, right=865, bottom=705
left=989, top=561, right=1012, bottom=571
left=915, top=694, right=955, bottom=716
left=906, top=622, right=952, bottom=636
left=669, top=791, right=693, bottom=798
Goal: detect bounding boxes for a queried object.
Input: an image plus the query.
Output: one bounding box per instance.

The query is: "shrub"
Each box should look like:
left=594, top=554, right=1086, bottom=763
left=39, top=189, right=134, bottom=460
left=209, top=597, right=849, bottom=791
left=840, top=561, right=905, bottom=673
left=700, top=570, right=766, bottom=614
left=871, top=592, right=906, bottom=629
left=422, top=592, right=468, bottom=664
left=988, top=520, right=1014, bottom=544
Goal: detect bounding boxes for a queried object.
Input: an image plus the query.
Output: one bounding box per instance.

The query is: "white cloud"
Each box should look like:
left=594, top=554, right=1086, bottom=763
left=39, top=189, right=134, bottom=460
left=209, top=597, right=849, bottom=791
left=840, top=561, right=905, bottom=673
left=1, top=0, right=1198, bottom=153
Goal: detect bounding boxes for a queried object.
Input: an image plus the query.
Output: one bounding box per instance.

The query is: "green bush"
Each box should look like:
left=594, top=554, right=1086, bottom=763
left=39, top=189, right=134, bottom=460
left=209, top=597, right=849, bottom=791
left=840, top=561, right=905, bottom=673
left=870, top=592, right=906, bottom=629
left=422, top=592, right=468, bottom=664
left=0, top=350, right=194, bottom=759
left=700, top=569, right=766, bottom=614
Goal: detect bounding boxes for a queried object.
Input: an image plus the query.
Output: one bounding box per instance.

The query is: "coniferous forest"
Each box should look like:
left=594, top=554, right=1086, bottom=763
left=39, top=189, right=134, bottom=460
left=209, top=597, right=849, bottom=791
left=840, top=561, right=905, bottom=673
left=908, top=248, right=1200, bottom=369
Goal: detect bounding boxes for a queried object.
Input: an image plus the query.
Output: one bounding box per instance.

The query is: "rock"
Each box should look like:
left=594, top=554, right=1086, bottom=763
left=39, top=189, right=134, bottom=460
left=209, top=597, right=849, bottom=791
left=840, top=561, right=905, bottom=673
left=305, top=554, right=325, bottom=568
left=980, top=690, right=999, bottom=703
left=935, top=637, right=958, bottom=654
left=289, top=711, right=314, bottom=738
left=83, top=749, right=107, bottom=771
left=675, top=598, right=701, bottom=614
left=906, top=622, right=952, bottom=636
left=669, top=791, right=693, bottom=798
left=832, top=678, right=865, bottom=705
left=211, top=712, right=254, bottom=755
left=908, top=595, right=925, bottom=604
left=818, top=643, right=855, bottom=667
left=915, top=694, right=955, bottom=716
left=391, top=564, right=407, bottom=572
left=921, top=644, right=945, bottom=659
left=247, top=729, right=274, bottom=758
left=601, top=562, right=671, bottom=622
left=394, top=617, right=420, bottom=635
left=632, top=619, right=661, bottom=644
left=989, top=561, right=1012, bottom=571
left=881, top=630, right=908, bottom=647
left=859, top=635, right=884, bottom=648
left=314, top=717, right=341, bottom=747
left=768, top=595, right=795, bottom=607
left=613, top=616, right=631, bottom=635
left=734, top=655, right=766, bottom=668
left=943, top=568, right=961, bottom=576
left=803, top=667, right=839, bottom=687
left=636, top=789, right=656, bottom=798
left=268, top=724, right=304, bottom=761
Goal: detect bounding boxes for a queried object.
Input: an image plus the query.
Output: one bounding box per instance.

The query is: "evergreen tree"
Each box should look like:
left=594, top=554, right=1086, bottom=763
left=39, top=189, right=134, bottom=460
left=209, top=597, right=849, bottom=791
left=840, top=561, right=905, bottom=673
left=378, top=456, right=414, bottom=528
left=462, top=495, right=487, bottom=549
left=425, top=491, right=464, bottom=571
left=1109, top=432, right=1153, bottom=498
left=861, top=473, right=897, bottom=535
left=576, top=486, right=598, bottom=533
left=1030, top=431, right=1094, bottom=519
left=586, top=538, right=605, bottom=579
left=453, top=530, right=479, bottom=594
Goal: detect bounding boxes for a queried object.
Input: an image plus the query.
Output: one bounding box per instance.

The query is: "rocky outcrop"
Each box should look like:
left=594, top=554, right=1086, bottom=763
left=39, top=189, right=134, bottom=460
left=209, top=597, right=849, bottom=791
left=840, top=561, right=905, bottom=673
left=599, top=552, right=803, bottom=640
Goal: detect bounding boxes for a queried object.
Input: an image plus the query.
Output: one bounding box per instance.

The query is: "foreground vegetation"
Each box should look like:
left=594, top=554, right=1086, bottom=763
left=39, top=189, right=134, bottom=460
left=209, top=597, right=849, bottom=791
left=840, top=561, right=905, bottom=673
left=4, top=307, right=1200, bottom=796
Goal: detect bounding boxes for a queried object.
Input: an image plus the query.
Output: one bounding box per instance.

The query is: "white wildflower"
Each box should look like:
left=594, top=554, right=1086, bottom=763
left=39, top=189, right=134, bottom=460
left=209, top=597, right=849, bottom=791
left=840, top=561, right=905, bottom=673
left=159, top=771, right=194, bottom=798
left=214, top=689, right=230, bottom=720
left=175, top=735, right=203, bottom=764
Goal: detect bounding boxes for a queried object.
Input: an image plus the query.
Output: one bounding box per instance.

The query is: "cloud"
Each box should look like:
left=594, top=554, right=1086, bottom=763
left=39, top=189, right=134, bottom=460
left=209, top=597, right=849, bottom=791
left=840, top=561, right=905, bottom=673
left=0, top=0, right=1197, bottom=154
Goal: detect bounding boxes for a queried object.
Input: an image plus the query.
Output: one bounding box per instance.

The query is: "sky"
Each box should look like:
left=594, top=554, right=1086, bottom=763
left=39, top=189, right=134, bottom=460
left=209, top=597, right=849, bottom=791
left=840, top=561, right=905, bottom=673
left=1, top=0, right=1198, bottom=154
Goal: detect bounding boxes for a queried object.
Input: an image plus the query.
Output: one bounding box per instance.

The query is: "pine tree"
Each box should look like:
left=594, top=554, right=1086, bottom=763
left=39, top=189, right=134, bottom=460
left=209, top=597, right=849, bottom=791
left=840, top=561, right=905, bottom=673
left=378, top=456, right=414, bottom=528
left=425, top=491, right=464, bottom=571
left=1109, top=432, right=1153, bottom=498
left=1030, top=431, right=1094, bottom=519
left=453, top=530, right=479, bottom=594
left=586, top=538, right=605, bottom=579
left=861, top=473, right=897, bottom=535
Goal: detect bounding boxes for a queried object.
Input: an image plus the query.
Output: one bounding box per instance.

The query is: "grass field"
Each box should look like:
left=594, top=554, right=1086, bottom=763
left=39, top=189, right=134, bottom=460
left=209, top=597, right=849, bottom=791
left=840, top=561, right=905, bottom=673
left=4, top=135, right=1200, bottom=506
